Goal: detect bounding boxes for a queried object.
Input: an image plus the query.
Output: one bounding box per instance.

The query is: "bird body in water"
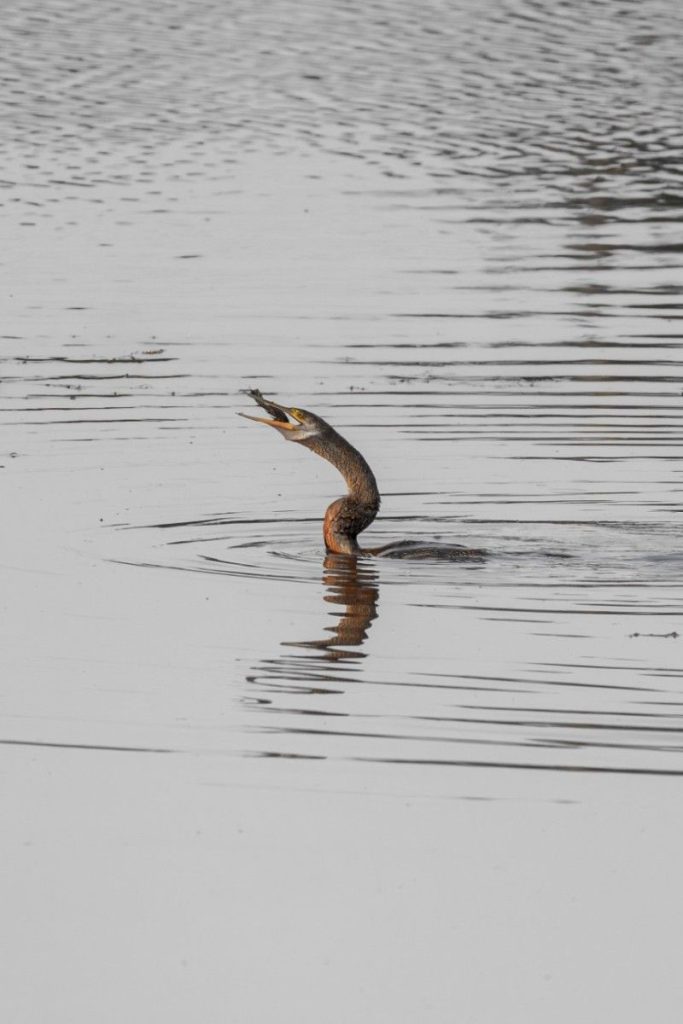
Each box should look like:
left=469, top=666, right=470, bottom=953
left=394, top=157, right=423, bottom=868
left=240, top=389, right=485, bottom=561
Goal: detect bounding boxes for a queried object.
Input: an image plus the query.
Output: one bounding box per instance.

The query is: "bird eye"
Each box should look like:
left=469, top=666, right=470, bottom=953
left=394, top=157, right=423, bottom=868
left=290, top=408, right=302, bottom=418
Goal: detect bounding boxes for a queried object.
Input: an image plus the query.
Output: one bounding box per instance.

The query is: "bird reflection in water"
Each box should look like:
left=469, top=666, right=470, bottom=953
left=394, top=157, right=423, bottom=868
left=245, top=553, right=379, bottom=726
left=285, top=552, right=379, bottom=658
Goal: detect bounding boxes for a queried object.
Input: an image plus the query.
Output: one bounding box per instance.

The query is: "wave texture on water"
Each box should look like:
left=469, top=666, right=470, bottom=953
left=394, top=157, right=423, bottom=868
left=2, top=0, right=683, bottom=789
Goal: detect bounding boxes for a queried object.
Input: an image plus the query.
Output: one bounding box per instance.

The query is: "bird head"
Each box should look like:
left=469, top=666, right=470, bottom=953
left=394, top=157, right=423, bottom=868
left=239, top=389, right=330, bottom=443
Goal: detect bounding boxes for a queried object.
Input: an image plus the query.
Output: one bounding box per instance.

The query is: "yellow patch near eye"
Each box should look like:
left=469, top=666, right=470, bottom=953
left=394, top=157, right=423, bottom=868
left=290, top=408, right=302, bottom=417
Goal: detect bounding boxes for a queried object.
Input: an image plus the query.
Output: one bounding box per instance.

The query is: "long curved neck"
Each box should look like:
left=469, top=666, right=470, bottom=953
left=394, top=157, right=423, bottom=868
left=302, top=427, right=379, bottom=507
left=300, top=427, right=380, bottom=554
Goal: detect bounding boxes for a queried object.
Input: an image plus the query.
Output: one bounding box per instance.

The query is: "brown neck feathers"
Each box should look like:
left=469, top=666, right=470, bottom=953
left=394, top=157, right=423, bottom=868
left=301, top=427, right=380, bottom=553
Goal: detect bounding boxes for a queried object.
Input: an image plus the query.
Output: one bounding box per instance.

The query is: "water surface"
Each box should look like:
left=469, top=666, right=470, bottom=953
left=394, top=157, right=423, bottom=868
left=2, top=1, right=683, bottom=1021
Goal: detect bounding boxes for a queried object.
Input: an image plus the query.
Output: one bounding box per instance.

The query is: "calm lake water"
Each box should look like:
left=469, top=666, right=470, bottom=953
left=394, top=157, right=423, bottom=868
left=3, top=1, right=683, bottom=1021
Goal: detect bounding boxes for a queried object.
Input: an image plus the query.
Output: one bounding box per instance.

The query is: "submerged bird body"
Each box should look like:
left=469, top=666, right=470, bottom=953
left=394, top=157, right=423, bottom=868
left=241, top=389, right=484, bottom=561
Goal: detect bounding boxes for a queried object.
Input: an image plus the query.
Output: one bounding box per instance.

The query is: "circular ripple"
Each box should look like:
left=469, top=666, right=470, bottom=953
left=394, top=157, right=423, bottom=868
left=115, top=511, right=683, bottom=601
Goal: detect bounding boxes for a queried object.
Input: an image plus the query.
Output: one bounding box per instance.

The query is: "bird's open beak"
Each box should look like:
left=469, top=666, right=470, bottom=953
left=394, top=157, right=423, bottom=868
left=239, top=412, right=297, bottom=430
left=238, top=390, right=303, bottom=431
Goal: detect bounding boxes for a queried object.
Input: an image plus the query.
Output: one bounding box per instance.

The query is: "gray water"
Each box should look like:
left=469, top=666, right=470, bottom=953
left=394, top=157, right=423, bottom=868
left=3, top=1, right=683, bottom=1021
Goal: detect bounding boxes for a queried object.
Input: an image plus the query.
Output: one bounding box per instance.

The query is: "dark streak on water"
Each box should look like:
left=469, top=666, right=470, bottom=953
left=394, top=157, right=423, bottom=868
left=0, top=738, right=172, bottom=754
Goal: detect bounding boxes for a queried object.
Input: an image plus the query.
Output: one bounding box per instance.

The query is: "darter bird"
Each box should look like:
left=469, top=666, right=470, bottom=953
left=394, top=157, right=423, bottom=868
left=240, top=389, right=485, bottom=560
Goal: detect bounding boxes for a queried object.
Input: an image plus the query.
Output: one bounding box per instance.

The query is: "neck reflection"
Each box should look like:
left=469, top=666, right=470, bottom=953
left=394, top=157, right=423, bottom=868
left=286, top=553, right=379, bottom=659
left=244, top=554, right=380, bottom=726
